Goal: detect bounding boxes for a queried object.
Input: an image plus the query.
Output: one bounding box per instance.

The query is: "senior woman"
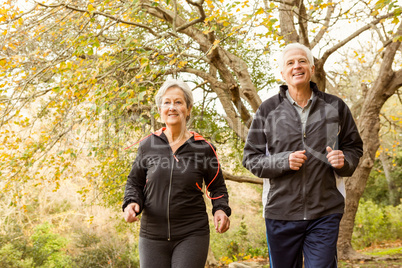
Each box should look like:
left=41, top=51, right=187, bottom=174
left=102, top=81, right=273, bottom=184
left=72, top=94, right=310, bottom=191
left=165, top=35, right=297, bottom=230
left=243, top=43, right=363, bottom=268
left=122, top=79, right=231, bottom=268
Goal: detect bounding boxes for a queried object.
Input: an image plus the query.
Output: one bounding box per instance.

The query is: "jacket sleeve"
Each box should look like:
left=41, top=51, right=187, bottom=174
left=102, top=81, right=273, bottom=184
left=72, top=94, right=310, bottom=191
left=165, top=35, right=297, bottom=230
left=204, top=144, right=231, bottom=217
left=333, top=101, right=363, bottom=177
left=242, top=107, right=292, bottom=179
left=122, top=145, right=147, bottom=213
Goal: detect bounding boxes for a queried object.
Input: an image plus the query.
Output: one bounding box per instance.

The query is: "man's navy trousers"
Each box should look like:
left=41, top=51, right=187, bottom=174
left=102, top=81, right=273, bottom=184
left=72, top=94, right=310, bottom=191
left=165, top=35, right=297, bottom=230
left=265, top=213, right=342, bottom=268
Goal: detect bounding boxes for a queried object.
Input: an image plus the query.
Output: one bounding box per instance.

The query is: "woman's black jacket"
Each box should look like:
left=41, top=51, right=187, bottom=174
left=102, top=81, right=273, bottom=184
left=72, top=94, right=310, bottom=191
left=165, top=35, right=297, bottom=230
left=123, top=128, right=231, bottom=241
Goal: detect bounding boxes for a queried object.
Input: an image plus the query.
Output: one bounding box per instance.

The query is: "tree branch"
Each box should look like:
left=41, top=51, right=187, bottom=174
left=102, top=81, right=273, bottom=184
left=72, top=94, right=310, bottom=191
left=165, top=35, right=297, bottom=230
left=35, top=1, right=162, bottom=37
left=321, top=12, right=395, bottom=62
left=295, top=0, right=309, bottom=46
left=310, top=1, right=335, bottom=48
left=222, top=171, right=263, bottom=184
left=179, top=0, right=206, bottom=31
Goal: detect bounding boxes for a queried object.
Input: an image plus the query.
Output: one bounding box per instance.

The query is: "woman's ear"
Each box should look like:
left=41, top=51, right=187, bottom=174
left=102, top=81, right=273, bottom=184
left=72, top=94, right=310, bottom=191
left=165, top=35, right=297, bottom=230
left=186, top=106, right=192, bottom=122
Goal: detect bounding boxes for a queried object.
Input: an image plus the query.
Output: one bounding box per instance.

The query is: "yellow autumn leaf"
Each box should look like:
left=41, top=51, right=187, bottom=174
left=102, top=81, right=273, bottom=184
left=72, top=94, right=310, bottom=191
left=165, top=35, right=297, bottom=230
left=88, top=4, right=95, bottom=13
left=256, top=7, right=264, bottom=15
left=178, top=61, right=188, bottom=68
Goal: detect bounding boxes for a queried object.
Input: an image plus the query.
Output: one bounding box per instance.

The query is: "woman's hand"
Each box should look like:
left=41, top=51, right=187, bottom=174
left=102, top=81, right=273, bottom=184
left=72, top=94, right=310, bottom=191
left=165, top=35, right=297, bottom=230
left=123, top=203, right=140, bottom=223
left=214, top=210, right=230, bottom=233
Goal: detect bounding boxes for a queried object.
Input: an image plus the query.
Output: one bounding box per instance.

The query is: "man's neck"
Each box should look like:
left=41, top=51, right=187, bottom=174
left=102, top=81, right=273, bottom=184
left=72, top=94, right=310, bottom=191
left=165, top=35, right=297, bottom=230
left=288, top=85, right=312, bottom=108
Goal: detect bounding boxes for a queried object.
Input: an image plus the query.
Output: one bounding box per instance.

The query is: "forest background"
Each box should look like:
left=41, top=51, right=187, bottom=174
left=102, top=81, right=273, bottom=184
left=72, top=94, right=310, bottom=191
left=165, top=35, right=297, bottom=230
left=0, top=0, right=401, bottom=267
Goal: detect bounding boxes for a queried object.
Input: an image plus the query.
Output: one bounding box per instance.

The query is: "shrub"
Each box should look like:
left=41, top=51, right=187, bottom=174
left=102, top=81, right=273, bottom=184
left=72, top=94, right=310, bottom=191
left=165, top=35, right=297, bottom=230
left=0, top=243, right=33, bottom=268
left=352, top=200, right=402, bottom=249
left=211, top=218, right=268, bottom=265
left=73, top=228, right=139, bottom=268
left=30, top=222, right=73, bottom=268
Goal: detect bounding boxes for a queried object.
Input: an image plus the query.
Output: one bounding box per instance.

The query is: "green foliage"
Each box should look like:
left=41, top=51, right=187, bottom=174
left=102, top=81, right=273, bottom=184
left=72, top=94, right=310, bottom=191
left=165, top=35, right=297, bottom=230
left=210, top=217, right=268, bottom=265
left=73, top=229, right=139, bottom=268
left=352, top=200, right=402, bottom=249
left=0, top=184, right=140, bottom=268
left=363, top=156, right=402, bottom=206
left=0, top=215, right=140, bottom=268
left=363, top=163, right=392, bottom=205
left=363, top=246, right=402, bottom=256
left=190, top=105, right=230, bottom=143
left=0, top=221, right=72, bottom=268
left=190, top=105, right=246, bottom=172
left=0, top=243, right=33, bottom=268
left=30, top=222, right=73, bottom=268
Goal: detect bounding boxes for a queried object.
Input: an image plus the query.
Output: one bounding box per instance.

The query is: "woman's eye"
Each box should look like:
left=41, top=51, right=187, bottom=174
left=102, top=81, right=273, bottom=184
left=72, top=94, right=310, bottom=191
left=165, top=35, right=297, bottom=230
left=175, top=101, right=182, bottom=105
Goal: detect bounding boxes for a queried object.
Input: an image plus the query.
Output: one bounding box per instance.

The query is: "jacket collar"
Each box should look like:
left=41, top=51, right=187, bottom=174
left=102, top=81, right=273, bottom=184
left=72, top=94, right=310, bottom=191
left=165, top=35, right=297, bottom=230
left=279, top=81, right=320, bottom=99
left=153, top=127, right=205, bottom=141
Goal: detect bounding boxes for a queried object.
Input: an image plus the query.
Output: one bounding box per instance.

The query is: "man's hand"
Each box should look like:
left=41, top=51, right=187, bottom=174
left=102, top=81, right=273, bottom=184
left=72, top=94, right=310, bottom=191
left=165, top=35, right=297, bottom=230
left=214, top=210, right=230, bottom=233
left=289, top=150, right=307, bottom=170
left=123, top=203, right=140, bottom=223
left=326, top=146, right=345, bottom=169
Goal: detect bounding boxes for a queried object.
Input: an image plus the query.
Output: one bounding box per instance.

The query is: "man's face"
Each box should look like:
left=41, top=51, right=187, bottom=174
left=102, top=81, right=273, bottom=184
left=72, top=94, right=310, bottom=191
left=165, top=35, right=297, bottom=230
left=281, top=49, right=315, bottom=89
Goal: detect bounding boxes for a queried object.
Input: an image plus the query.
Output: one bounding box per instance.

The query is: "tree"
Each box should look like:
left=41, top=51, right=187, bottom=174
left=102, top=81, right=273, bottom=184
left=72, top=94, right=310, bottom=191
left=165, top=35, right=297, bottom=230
left=327, top=40, right=402, bottom=207
left=0, top=0, right=269, bottom=189
left=1, top=0, right=401, bottom=261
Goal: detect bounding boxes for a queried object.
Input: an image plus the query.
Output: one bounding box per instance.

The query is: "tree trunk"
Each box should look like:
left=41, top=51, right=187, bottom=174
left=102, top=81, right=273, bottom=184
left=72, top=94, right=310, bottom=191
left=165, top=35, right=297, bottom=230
left=337, top=26, right=402, bottom=258
left=379, top=152, right=400, bottom=206
left=338, top=112, right=380, bottom=260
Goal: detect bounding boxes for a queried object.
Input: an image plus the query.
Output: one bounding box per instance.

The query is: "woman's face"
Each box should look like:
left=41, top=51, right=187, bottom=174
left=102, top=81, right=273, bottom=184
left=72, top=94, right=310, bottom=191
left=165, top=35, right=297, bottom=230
left=281, top=48, right=315, bottom=89
left=160, top=86, right=191, bottom=127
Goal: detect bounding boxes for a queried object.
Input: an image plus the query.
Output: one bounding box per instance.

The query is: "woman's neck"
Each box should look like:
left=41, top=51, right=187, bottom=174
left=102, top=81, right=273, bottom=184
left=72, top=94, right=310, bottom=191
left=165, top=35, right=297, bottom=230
left=164, top=125, right=190, bottom=142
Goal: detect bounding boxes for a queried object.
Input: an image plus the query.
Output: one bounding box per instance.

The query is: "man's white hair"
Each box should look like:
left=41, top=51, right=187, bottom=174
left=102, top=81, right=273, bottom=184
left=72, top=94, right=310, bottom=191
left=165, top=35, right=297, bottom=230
left=278, top=43, right=315, bottom=72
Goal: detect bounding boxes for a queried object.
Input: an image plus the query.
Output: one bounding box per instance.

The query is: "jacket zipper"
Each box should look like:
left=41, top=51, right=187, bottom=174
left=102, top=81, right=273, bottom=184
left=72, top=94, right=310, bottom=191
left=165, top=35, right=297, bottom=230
left=285, top=92, right=315, bottom=220
left=165, top=137, right=189, bottom=241
left=287, top=98, right=308, bottom=220
left=167, top=155, right=175, bottom=241
left=301, top=99, right=315, bottom=220
left=302, top=132, right=307, bottom=220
